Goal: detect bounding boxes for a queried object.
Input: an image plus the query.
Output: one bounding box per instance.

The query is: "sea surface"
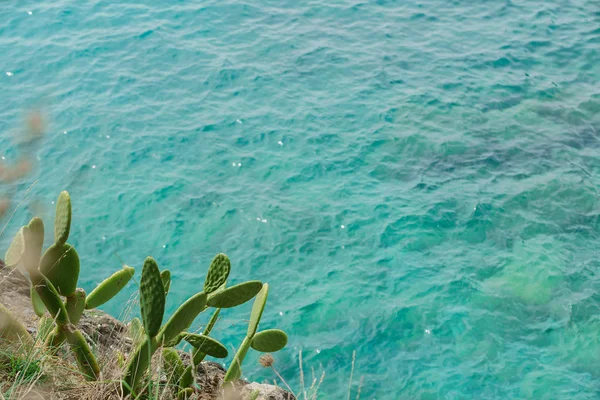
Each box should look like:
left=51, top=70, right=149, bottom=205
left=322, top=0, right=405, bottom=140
left=1, top=1, right=600, bottom=398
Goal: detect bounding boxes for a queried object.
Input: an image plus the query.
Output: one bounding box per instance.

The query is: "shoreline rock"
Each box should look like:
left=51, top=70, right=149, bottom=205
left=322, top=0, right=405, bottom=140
left=0, top=265, right=295, bottom=400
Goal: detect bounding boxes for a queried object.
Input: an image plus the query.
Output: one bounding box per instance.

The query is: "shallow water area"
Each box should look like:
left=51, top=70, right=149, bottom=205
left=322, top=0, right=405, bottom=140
left=1, top=1, right=600, bottom=398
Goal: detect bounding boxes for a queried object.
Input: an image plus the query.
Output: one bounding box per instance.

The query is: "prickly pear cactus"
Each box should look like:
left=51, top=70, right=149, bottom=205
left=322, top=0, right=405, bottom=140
left=248, top=284, right=268, bottom=337
left=128, top=317, right=145, bottom=346
left=66, top=288, right=86, bottom=325
left=23, top=217, right=44, bottom=274
left=224, top=336, right=251, bottom=382
left=122, top=335, right=159, bottom=395
left=182, top=333, right=228, bottom=358
left=161, top=269, right=171, bottom=295
left=2, top=190, right=114, bottom=382
left=85, top=266, right=135, bottom=309
left=139, top=257, right=165, bottom=338
left=36, top=315, right=55, bottom=343
left=54, top=191, right=71, bottom=246
left=178, top=388, right=194, bottom=400
left=0, top=303, right=32, bottom=344
left=163, top=347, right=185, bottom=386
left=161, top=292, right=207, bottom=345
left=207, top=280, right=263, bottom=308
left=224, top=283, right=288, bottom=383
left=30, top=285, right=45, bottom=317
left=203, top=253, right=230, bottom=294
left=39, top=243, right=80, bottom=297
left=191, top=307, right=221, bottom=366
left=250, top=329, right=288, bottom=352
left=5, top=227, right=25, bottom=268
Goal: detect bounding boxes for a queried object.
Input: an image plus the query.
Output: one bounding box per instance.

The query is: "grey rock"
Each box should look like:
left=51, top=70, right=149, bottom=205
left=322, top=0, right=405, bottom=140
left=240, top=382, right=296, bottom=400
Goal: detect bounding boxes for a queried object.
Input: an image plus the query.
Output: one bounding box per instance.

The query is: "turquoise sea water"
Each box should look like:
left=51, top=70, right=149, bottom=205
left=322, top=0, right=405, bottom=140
left=1, top=1, right=600, bottom=398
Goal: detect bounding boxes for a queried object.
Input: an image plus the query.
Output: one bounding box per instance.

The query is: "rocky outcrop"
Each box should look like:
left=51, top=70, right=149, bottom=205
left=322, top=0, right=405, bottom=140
left=0, top=265, right=295, bottom=400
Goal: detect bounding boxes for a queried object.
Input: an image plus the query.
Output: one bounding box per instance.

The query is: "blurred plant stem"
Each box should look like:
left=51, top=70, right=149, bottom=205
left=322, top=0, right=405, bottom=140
left=0, top=108, right=47, bottom=219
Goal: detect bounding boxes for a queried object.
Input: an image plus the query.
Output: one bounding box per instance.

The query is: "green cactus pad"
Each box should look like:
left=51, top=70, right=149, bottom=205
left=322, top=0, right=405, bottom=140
left=223, top=335, right=252, bottom=382
left=66, top=288, right=86, bottom=325
left=161, top=291, right=207, bottom=344
left=204, top=307, right=221, bottom=336
left=0, top=303, right=33, bottom=344
left=33, top=276, right=70, bottom=326
left=22, top=218, right=44, bottom=274
left=140, top=257, right=165, bottom=338
left=161, top=269, right=171, bottom=295
left=178, top=388, right=194, bottom=400
left=163, top=347, right=185, bottom=386
left=191, top=308, right=221, bottom=366
left=39, top=243, right=80, bottom=297
left=179, top=367, right=194, bottom=391
left=30, top=285, right=45, bottom=317
left=251, top=329, right=288, bottom=352
left=182, top=333, right=228, bottom=358
left=128, top=317, right=145, bottom=348
left=248, top=283, right=269, bottom=337
left=206, top=280, right=263, bottom=309
left=63, top=326, right=100, bottom=380
left=122, top=336, right=159, bottom=395
left=85, top=266, right=135, bottom=309
left=54, top=191, right=71, bottom=246
left=46, top=327, right=66, bottom=352
left=5, top=227, right=25, bottom=269
left=203, top=253, right=231, bottom=294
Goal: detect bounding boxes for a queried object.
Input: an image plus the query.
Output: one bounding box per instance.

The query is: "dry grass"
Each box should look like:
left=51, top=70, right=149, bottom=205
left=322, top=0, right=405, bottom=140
left=1, top=307, right=363, bottom=400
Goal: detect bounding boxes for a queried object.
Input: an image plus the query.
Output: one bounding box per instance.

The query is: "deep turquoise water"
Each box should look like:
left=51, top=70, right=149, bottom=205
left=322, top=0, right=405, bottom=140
left=1, top=1, right=600, bottom=398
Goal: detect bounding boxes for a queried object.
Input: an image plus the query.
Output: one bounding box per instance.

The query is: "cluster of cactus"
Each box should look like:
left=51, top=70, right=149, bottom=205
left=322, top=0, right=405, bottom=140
left=1, top=191, right=134, bottom=379
left=0, top=190, right=289, bottom=396
left=223, top=283, right=288, bottom=384
left=122, top=252, right=289, bottom=398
